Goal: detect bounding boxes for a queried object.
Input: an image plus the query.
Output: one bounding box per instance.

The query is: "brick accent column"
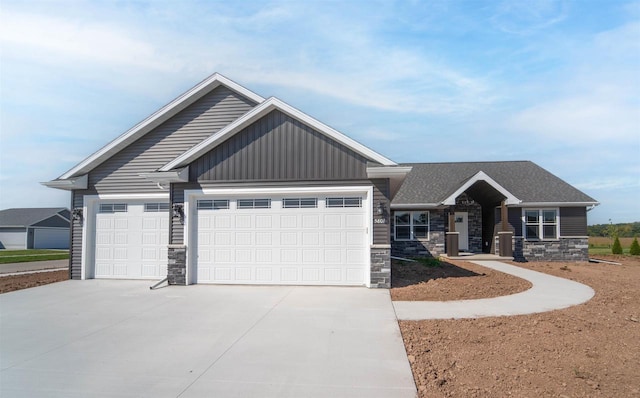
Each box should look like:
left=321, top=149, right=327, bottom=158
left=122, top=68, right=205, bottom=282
left=167, top=244, right=187, bottom=285
left=370, top=244, right=391, bottom=288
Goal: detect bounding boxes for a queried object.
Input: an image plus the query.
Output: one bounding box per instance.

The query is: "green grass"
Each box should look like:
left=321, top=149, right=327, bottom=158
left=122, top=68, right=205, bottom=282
left=588, top=246, right=631, bottom=256
left=0, top=250, right=69, bottom=264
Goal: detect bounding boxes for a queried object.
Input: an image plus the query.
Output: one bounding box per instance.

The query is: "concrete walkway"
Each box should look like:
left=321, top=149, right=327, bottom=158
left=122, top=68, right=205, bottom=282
left=0, top=259, right=68, bottom=274
left=393, top=260, right=595, bottom=320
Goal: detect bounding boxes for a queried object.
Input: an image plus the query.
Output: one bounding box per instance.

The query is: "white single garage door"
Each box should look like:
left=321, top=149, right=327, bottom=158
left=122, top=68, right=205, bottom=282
left=33, top=228, right=69, bottom=249
left=94, top=202, right=169, bottom=279
left=195, top=195, right=368, bottom=286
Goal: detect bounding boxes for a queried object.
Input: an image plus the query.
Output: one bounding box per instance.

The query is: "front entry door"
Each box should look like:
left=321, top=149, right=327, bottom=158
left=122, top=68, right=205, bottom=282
left=455, top=212, right=469, bottom=251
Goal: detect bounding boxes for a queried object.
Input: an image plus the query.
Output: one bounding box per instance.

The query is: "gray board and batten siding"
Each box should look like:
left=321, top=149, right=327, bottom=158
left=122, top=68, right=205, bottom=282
left=68, top=86, right=258, bottom=279
left=190, top=110, right=375, bottom=181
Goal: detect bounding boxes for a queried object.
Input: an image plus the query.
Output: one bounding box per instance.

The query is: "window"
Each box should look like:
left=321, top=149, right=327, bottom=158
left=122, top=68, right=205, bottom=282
left=524, top=209, right=558, bottom=240
left=237, top=199, right=271, bottom=209
left=394, top=211, right=429, bottom=240
left=99, top=203, right=127, bottom=213
left=144, top=203, right=169, bottom=212
left=326, top=197, right=362, bottom=208
left=283, top=198, right=318, bottom=209
left=197, top=200, right=229, bottom=210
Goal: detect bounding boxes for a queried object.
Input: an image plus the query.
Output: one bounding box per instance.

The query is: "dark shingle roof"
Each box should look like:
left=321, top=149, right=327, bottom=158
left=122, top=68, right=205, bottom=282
left=0, top=208, right=69, bottom=227
left=392, top=161, right=597, bottom=206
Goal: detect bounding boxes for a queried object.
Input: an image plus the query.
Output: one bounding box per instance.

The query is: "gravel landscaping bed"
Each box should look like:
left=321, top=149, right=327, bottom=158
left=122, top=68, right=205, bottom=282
left=397, top=255, right=640, bottom=398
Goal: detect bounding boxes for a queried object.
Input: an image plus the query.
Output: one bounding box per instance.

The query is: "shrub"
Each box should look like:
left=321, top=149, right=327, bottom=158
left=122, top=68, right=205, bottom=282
left=630, top=237, right=640, bottom=256
left=612, top=236, right=623, bottom=254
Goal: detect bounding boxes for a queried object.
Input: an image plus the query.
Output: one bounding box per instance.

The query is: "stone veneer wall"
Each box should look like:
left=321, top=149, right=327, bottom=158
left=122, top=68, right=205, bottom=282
left=167, top=245, right=187, bottom=285
left=513, top=237, right=589, bottom=262
left=391, top=209, right=446, bottom=258
left=370, top=245, right=391, bottom=288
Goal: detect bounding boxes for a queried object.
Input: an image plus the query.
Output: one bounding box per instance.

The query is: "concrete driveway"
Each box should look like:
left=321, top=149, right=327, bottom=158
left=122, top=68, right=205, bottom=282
left=0, top=280, right=416, bottom=398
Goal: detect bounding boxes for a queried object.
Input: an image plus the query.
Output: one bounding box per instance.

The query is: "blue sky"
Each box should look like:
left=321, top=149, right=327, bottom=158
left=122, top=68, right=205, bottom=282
left=0, top=0, right=638, bottom=225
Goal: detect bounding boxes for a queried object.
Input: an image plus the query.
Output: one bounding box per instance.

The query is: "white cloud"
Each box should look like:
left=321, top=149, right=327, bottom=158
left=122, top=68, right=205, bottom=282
left=0, top=10, right=179, bottom=72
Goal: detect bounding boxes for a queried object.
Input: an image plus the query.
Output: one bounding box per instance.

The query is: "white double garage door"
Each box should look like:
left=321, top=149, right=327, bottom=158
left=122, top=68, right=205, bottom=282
left=89, top=188, right=371, bottom=286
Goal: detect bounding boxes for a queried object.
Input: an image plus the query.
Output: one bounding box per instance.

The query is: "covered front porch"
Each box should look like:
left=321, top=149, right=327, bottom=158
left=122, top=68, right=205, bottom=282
left=441, top=171, right=520, bottom=258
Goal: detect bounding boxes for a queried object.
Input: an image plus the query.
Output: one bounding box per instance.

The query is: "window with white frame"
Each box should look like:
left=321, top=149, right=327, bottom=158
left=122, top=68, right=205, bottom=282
left=394, top=211, right=429, bottom=240
left=326, top=197, right=362, bottom=208
left=283, top=198, right=318, bottom=209
left=524, top=209, right=558, bottom=240
left=144, top=203, right=170, bottom=212
left=197, top=200, right=229, bottom=210
left=99, top=203, right=127, bottom=213
left=237, top=199, right=271, bottom=209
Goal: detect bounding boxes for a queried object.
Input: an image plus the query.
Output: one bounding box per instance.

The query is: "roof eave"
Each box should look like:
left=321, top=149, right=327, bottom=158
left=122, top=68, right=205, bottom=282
left=41, top=174, right=88, bottom=191
left=139, top=167, right=189, bottom=184
left=514, top=201, right=601, bottom=207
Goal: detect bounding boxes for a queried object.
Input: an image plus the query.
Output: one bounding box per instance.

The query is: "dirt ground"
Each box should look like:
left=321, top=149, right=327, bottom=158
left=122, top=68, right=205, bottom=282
left=397, top=255, right=640, bottom=398
left=0, top=270, right=69, bottom=294
left=391, top=258, right=531, bottom=301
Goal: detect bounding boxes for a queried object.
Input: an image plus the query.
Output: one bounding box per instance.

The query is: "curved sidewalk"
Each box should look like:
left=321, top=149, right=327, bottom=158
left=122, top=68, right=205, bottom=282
left=393, top=260, right=595, bottom=320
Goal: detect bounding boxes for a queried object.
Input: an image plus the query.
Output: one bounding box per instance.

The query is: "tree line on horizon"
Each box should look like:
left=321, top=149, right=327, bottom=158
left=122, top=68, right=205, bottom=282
left=588, top=221, right=640, bottom=238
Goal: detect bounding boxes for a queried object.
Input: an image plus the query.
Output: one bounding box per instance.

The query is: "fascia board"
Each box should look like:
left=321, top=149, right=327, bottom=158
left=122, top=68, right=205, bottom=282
left=59, top=73, right=264, bottom=180
left=41, top=174, right=88, bottom=190
left=366, top=166, right=412, bottom=178
left=390, top=203, right=443, bottom=209
left=441, top=171, right=521, bottom=206
left=139, top=167, right=189, bottom=183
left=513, top=201, right=601, bottom=207
left=161, top=97, right=396, bottom=171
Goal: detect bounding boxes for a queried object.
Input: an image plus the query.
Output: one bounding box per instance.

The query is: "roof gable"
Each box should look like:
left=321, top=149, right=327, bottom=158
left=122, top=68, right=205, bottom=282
left=160, top=97, right=396, bottom=171
left=58, top=73, right=264, bottom=180
left=0, top=208, right=69, bottom=227
left=189, top=109, right=374, bottom=181
left=392, top=161, right=598, bottom=207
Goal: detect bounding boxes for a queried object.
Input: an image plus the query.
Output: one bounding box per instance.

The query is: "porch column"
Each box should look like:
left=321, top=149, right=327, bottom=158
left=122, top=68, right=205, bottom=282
left=498, top=200, right=513, bottom=257
left=446, top=211, right=459, bottom=256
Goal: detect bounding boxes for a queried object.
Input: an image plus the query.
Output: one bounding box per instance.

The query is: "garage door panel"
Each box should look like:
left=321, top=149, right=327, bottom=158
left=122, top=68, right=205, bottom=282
left=93, top=202, right=168, bottom=280
left=196, top=194, right=368, bottom=286
left=235, top=215, right=252, bottom=228
left=280, top=267, right=298, bottom=282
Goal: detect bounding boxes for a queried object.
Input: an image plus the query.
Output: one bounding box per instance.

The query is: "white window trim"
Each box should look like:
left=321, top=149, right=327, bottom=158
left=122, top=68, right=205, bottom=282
left=394, top=211, right=430, bottom=241
left=521, top=208, right=560, bottom=241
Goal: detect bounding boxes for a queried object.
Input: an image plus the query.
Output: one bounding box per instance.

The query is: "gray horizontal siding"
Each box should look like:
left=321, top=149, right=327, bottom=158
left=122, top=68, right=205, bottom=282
left=372, top=179, right=390, bottom=245
left=89, top=86, right=256, bottom=193
left=70, top=190, right=87, bottom=280
left=560, top=207, right=588, bottom=236
left=191, top=110, right=371, bottom=181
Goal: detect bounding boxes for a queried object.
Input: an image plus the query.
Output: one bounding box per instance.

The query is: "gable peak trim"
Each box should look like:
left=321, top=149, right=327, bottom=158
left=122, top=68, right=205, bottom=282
left=442, top=170, right=521, bottom=205
left=160, top=97, right=396, bottom=171
left=57, top=73, right=264, bottom=180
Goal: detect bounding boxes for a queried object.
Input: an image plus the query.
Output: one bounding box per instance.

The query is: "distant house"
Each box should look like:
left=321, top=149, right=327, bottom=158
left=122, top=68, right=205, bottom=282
left=0, top=208, right=70, bottom=250
left=43, top=73, right=598, bottom=288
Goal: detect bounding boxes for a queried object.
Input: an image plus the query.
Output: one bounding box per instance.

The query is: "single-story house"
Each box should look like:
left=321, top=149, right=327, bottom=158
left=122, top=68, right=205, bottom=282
left=0, top=208, right=71, bottom=250
left=44, top=73, right=598, bottom=288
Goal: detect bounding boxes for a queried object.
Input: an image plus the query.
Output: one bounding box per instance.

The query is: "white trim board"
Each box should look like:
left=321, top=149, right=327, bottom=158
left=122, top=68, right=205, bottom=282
left=59, top=74, right=264, bottom=180
left=161, top=97, right=396, bottom=171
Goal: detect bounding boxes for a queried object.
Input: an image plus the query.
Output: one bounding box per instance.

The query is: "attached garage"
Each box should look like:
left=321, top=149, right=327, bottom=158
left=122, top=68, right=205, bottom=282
left=188, top=188, right=372, bottom=286
left=87, top=200, right=169, bottom=279
left=33, top=228, right=69, bottom=249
